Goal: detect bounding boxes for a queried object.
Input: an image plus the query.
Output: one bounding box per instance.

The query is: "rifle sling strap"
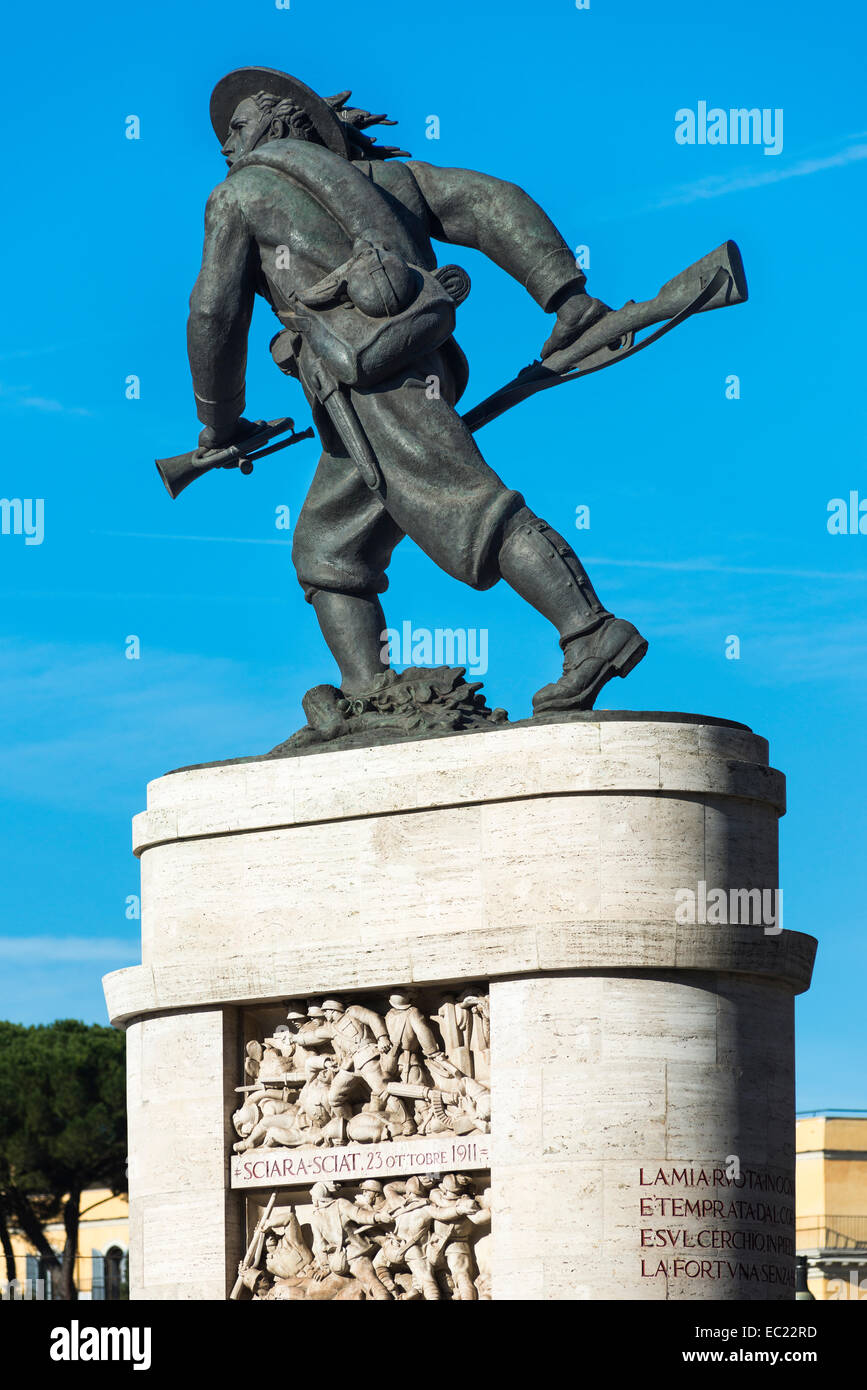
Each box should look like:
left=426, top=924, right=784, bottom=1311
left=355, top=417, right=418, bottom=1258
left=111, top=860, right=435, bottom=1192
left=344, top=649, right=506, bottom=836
left=462, top=265, right=729, bottom=434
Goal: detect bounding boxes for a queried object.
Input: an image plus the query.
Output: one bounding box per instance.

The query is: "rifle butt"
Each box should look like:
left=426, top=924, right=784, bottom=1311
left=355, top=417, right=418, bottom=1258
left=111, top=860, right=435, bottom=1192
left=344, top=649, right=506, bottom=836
left=544, top=240, right=747, bottom=377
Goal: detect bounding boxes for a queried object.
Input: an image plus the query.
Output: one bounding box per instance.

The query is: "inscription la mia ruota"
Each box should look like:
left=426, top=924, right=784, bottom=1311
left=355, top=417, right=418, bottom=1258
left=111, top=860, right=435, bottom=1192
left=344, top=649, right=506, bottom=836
left=637, top=1167, right=795, bottom=1287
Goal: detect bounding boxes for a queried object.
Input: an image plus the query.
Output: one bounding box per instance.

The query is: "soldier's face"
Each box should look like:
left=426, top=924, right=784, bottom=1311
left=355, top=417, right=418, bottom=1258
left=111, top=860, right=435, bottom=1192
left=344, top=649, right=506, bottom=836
left=221, top=99, right=264, bottom=167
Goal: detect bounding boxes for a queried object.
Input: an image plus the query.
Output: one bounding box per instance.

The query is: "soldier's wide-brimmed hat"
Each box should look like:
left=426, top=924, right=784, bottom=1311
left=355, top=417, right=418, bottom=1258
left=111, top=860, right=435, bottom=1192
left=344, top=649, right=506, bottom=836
left=209, top=66, right=351, bottom=159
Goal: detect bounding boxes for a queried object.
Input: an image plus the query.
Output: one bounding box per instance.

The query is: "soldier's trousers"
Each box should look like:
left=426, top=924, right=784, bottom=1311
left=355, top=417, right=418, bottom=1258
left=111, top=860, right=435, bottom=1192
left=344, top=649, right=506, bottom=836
left=329, top=1061, right=409, bottom=1125
left=291, top=346, right=525, bottom=602
left=329, top=1062, right=389, bottom=1115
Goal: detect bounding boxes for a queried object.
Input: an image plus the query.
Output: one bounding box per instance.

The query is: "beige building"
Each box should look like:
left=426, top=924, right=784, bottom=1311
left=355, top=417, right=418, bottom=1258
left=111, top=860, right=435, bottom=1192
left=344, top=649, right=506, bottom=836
left=797, top=1114, right=867, bottom=1299
left=5, top=1189, right=128, bottom=1300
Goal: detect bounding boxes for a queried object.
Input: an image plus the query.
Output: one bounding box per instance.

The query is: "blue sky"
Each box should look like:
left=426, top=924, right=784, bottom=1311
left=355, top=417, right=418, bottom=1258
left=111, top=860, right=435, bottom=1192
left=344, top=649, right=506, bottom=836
left=1, top=0, right=865, bottom=1109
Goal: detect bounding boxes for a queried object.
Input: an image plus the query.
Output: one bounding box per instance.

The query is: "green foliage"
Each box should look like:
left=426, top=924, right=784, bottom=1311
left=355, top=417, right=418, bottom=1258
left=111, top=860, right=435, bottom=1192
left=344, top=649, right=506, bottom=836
left=0, top=1019, right=126, bottom=1201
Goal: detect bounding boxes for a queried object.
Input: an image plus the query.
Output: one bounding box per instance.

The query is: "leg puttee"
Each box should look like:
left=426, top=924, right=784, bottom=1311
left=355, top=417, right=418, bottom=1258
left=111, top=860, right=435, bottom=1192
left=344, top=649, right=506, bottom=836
left=497, top=510, right=648, bottom=712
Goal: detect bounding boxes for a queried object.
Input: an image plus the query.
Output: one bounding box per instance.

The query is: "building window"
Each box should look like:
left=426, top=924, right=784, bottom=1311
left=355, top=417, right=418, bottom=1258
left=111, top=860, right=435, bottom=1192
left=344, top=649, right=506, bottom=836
left=25, top=1252, right=57, bottom=1299
left=104, top=1246, right=125, bottom=1301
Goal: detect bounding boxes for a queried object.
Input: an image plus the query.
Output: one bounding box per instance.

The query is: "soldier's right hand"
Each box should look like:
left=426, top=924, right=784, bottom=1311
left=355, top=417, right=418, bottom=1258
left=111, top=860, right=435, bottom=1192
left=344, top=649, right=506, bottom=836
left=197, top=417, right=261, bottom=454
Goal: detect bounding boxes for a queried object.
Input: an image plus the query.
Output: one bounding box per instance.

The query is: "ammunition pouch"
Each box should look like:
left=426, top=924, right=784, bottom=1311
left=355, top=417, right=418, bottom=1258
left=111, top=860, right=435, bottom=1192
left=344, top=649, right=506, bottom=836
left=278, top=239, right=459, bottom=389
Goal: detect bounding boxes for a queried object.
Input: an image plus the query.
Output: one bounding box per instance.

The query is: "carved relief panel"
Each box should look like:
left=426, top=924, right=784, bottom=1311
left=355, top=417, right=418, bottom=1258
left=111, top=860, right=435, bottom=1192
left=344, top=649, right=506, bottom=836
left=228, top=986, right=492, bottom=1300
left=235, top=1174, right=491, bottom=1301
left=232, top=985, right=490, bottom=1157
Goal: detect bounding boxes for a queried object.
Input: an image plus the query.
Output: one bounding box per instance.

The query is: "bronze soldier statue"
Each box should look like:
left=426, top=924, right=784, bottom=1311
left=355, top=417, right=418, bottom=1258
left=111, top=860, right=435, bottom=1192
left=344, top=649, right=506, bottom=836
left=183, top=65, right=648, bottom=719
left=180, top=66, right=745, bottom=742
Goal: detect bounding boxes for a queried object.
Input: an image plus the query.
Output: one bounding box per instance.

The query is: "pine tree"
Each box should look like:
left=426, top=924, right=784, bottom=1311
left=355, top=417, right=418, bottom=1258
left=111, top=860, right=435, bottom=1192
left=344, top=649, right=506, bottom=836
left=0, top=1019, right=126, bottom=1300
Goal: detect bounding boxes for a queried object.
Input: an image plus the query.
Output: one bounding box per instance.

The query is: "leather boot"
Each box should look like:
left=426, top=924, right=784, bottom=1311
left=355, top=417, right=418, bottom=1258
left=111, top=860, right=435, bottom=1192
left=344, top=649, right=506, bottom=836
left=498, top=511, right=647, bottom=712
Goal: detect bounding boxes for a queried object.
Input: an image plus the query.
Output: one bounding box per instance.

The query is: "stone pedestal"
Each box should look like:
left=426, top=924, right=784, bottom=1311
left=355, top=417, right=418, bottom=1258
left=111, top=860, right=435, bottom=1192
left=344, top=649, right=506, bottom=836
left=105, top=713, right=815, bottom=1301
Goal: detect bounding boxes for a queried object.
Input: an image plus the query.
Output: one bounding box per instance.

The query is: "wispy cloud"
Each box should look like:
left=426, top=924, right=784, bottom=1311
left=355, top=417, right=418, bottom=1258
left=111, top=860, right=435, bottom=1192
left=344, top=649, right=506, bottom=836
left=0, top=638, right=312, bottom=812
left=93, top=531, right=292, bottom=546
left=711, top=619, right=867, bottom=688
left=587, top=555, right=867, bottom=582
left=0, top=953, right=134, bottom=1025
left=650, top=133, right=867, bottom=210
left=4, top=588, right=287, bottom=603
left=0, top=937, right=136, bottom=963
left=0, top=337, right=121, bottom=366
left=0, top=380, right=93, bottom=416
left=18, top=395, right=92, bottom=416
left=0, top=346, right=65, bottom=364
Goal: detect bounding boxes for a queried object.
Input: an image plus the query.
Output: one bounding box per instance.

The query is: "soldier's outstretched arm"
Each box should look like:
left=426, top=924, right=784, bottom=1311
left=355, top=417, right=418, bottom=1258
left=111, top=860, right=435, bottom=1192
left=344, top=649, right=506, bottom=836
left=187, top=182, right=257, bottom=444
left=406, top=162, right=608, bottom=359
left=407, top=162, right=586, bottom=309
left=345, top=1003, right=389, bottom=1042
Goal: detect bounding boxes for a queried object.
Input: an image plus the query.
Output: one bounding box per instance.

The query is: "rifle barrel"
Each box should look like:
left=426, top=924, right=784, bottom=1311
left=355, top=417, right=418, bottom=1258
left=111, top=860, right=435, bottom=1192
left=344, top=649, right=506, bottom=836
left=229, top=1190, right=277, bottom=1299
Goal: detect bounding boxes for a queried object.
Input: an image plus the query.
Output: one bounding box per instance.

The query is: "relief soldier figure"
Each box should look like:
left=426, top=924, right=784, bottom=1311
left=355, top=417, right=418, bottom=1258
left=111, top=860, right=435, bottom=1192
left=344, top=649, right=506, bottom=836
left=295, top=997, right=414, bottom=1141
left=427, top=1172, right=491, bottom=1300
left=382, top=989, right=445, bottom=1085
left=308, top=1181, right=394, bottom=1301
left=436, top=987, right=490, bottom=1079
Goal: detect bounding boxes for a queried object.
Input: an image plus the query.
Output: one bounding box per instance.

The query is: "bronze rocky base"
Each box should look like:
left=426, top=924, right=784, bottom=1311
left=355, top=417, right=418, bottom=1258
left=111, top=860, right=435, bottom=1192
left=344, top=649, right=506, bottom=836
left=267, top=666, right=508, bottom=757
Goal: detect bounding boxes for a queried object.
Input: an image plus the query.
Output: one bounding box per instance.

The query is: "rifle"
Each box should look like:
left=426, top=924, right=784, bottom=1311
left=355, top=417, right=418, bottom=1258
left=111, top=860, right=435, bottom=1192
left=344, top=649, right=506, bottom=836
left=156, top=418, right=314, bottom=499
left=462, top=240, right=747, bottom=432
left=229, top=1190, right=277, bottom=1300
